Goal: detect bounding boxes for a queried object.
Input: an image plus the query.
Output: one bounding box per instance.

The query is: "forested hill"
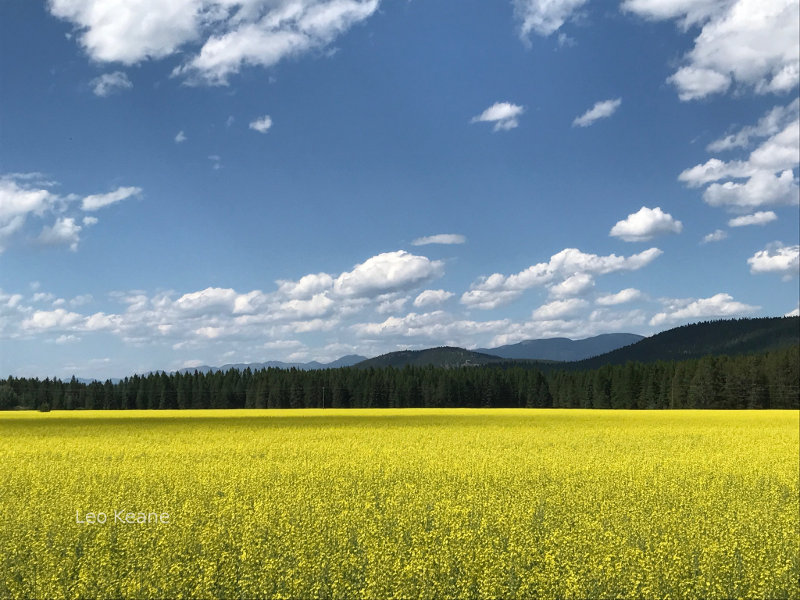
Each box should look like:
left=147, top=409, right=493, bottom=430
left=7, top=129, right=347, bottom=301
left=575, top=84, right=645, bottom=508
left=355, top=347, right=510, bottom=368
left=476, top=333, right=644, bottom=362
left=574, top=317, right=799, bottom=369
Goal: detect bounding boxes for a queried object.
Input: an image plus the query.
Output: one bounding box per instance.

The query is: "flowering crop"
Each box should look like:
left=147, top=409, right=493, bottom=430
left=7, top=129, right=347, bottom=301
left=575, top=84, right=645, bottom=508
left=1, top=409, right=797, bottom=598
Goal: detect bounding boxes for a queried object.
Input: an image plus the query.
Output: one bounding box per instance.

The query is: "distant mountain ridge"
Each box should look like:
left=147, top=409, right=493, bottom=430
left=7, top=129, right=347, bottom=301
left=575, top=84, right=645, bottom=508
left=355, top=347, right=509, bottom=369
left=477, top=333, right=643, bottom=362
left=176, top=354, right=367, bottom=375
left=574, top=317, right=799, bottom=369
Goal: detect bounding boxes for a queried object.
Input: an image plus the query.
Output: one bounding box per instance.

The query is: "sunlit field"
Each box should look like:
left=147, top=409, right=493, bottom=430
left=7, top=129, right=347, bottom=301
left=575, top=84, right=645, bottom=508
left=1, top=409, right=798, bottom=599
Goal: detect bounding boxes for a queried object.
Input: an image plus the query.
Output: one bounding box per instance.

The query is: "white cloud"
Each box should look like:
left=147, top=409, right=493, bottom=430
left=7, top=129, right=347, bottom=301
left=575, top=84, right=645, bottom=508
left=352, top=310, right=509, bottom=341
left=175, top=130, right=187, bottom=143
left=0, top=175, right=59, bottom=250
left=333, top=251, right=444, bottom=298
left=70, top=294, right=94, bottom=307
left=596, top=288, right=642, bottom=306
left=668, top=67, right=731, bottom=101
left=678, top=158, right=753, bottom=187
left=277, top=272, right=335, bottom=299
left=174, top=287, right=238, bottom=314
left=50, top=0, right=203, bottom=64
left=785, top=305, right=800, bottom=317
left=82, top=216, right=98, bottom=226
left=38, top=217, right=83, bottom=251
left=471, top=102, right=525, bottom=131
left=177, top=1, right=380, bottom=85
left=54, top=334, right=81, bottom=344
left=50, top=1, right=381, bottom=85
left=21, top=308, right=84, bottom=331
left=680, top=102, right=800, bottom=213
left=747, top=242, right=799, bottom=278
left=413, top=289, right=454, bottom=308
left=532, top=298, right=589, bottom=320
left=82, top=186, right=142, bottom=211
left=249, top=115, right=273, bottom=133
left=625, top=0, right=799, bottom=100
left=459, top=289, right=524, bottom=311
left=548, top=273, right=594, bottom=297
left=411, top=233, right=466, bottom=246
left=572, top=98, right=622, bottom=128
left=376, top=297, right=408, bottom=314
left=609, top=206, right=683, bottom=242
left=90, top=71, right=132, bottom=96
left=701, top=229, right=728, bottom=244
left=704, top=169, right=798, bottom=210
left=279, top=293, right=335, bottom=319
left=462, top=247, right=662, bottom=309
left=707, top=98, right=799, bottom=152
left=513, top=0, right=589, bottom=38
left=650, top=293, right=760, bottom=326
left=728, top=211, right=777, bottom=227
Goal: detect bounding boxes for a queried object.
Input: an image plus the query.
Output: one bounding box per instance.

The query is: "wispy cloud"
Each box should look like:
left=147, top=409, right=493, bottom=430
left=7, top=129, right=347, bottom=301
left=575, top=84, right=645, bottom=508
left=471, top=102, right=525, bottom=131
left=573, top=98, right=622, bottom=127
left=411, top=234, right=466, bottom=246
left=90, top=71, right=132, bottom=97
left=249, top=116, right=273, bottom=134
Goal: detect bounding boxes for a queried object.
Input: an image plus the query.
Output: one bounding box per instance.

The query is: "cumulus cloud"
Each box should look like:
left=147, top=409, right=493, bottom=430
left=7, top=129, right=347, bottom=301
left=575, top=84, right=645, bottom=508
left=572, top=98, right=622, bottom=128
left=532, top=298, right=589, bottom=320
left=513, top=0, right=589, bottom=38
left=376, top=297, right=408, bottom=315
left=90, top=71, right=132, bottom=96
left=701, top=229, right=728, bottom=244
left=21, top=308, right=85, bottom=331
left=704, top=170, right=798, bottom=210
left=728, top=211, right=777, bottom=227
left=0, top=174, right=59, bottom=250
left=82, top=186, right=142, bottom=211
left=609, top=206, right=683, bottom=242
left=277, top=273, right=335, bottom=299
left=625, top=0, right=799, bottom=100
left=650, top=293, right=760, bottom=326
left=38, top=217, right=83, bottom=251
left=471, top=102, right=525, bottom=131
left=352, top=310, right=509, bottom=342
left=548, top=273, right=594, bottom=298
left=175, top=130, right=187, bottom=143
left=679, top=102, right=799, bottom=213
left=707, top=99, right=799, bottom=152
left=413, top=289, right=455, bottom=308
left=411, top=233, right=466, bottom=246
left=249, top=115, right=272, bottom=133
left=747, top=242, right=799, bottom=278
left=50, top=0, right=381, bottom=85
left=461, top=247, right=662, bottom=309
left=333, top=251, right=444, bottom=298
left=596, top=288, right=642, bottom=306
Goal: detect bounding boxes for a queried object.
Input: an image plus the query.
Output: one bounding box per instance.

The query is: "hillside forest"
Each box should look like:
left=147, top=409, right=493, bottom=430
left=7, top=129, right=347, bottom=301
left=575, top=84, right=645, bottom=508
left=2, top=344, right=797, bottom=411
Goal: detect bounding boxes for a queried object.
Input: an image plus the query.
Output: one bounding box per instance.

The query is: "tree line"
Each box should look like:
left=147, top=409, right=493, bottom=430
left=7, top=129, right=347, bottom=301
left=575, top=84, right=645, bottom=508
left=1, top=345, right=797, bottom=411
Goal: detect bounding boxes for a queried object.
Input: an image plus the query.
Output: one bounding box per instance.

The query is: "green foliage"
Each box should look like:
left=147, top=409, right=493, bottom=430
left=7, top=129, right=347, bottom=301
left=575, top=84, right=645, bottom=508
left=2, top=344, right=798, bottom=411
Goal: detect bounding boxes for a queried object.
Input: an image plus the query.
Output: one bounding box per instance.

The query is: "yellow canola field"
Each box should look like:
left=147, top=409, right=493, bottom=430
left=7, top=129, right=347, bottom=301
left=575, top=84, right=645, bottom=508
left=1, top=409, right=798, bottom=599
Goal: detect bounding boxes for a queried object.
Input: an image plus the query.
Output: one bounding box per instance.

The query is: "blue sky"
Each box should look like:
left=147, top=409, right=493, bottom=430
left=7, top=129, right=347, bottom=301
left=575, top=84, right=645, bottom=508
left=1, top=0, right=798, bottom=379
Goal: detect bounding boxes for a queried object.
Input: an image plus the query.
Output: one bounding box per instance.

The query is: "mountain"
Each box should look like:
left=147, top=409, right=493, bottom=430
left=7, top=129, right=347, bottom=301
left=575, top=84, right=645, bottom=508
left=355, top=347, right=510, bottom=369
left=176, top=354, right=367, bottom=375
left=477, top=333, right=643, bottom=362
left=574, top=317, right=799, bottom=369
